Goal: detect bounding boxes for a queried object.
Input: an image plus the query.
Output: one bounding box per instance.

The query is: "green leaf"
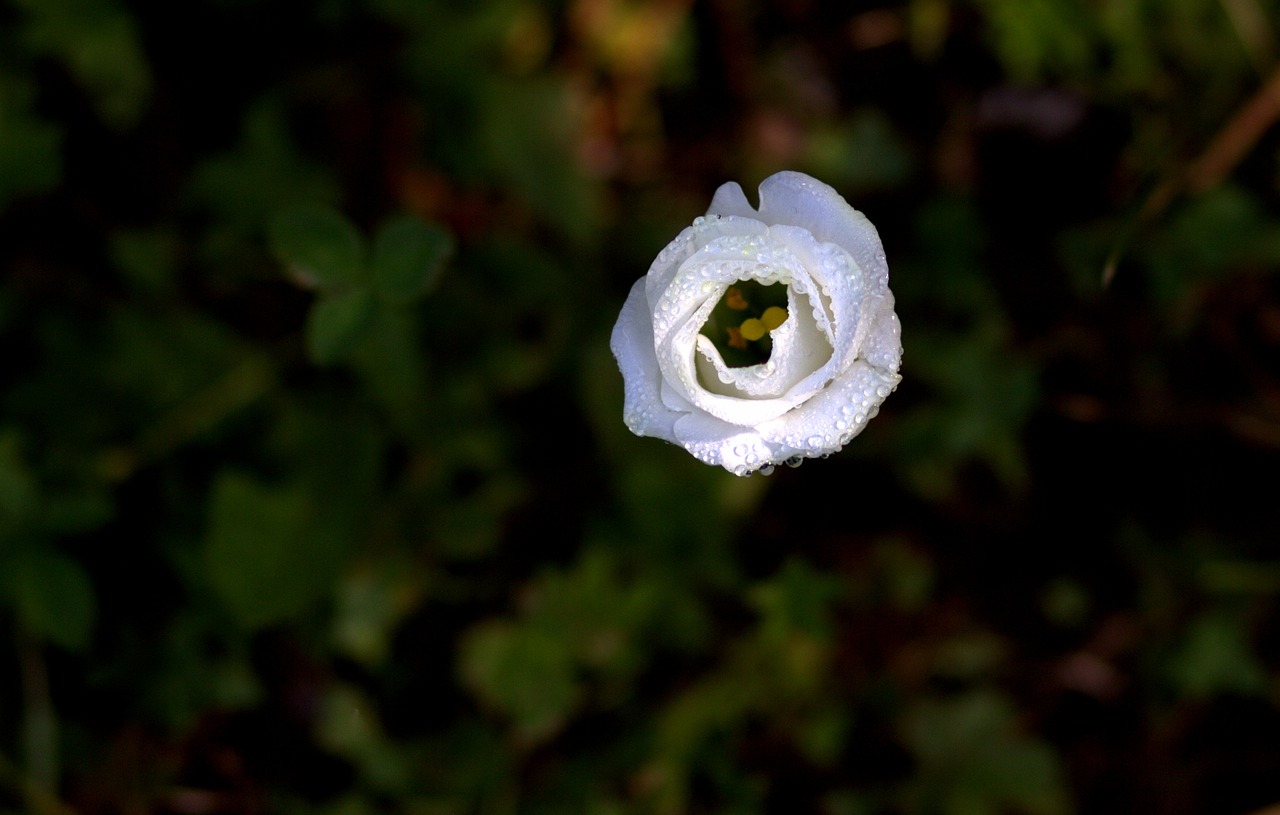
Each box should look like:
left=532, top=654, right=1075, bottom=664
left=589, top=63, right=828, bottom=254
left=110, top=228, right=179, bottom=293
left=371, top=216, right=452, bottom=304
left=203, top=472, right=340, bottom=628
left=970, top=0, right=1095, bottom=81
left=902, top=693, right=1070, bottom=815
left=307, top=289, right=376, bottom=365
left=4, top=549, right=96, bottom=651
left=39, top=489, right=114, bottom=535
left=186, top=101, right=339, bottom=232
left=268, top=205, right=363, bottom=289
left=0, top=431, right=38, bottom=533
left=0, top=77, right=62, bottom=209
left=332, top=563, right=419, bottom=666
left=459, top=620, right=579, bottom=739
left=15, top=0, right=153, bottom=128
left=803, top=109, right=913, bottom=195
left=1167, top=611, right=1267, bottom=698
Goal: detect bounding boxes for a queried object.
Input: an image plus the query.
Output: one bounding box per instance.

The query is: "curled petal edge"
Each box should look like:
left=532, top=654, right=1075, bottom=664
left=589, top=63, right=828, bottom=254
left=708, top=171, right=889, bottom=292
left=610, top=279, right=682, bottom=441
left=672, top=359, right=901, bottom=475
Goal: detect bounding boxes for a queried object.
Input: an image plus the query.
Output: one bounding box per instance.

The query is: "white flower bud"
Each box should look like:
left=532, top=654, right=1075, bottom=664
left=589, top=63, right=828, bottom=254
left=610, top=171, right=902, bottom=476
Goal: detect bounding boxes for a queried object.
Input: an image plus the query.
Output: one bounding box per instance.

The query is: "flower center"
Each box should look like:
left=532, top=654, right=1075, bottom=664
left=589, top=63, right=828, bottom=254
left=698, top=280, right=790, bottom=368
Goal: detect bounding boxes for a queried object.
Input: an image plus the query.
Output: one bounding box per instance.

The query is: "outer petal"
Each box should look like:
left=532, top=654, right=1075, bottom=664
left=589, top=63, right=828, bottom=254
left=610, top=279, right=682, bottom=441
left=754, top=359, right=901, bottom=461
left=755, top=171, right=890, bottom=292
left=706, top=181, right=758, bottom=219
left=855, top=291, right=902, bottom=374
left=670, top=359, right=901, bottom=474
left=671, top=411, right=774, bottom=476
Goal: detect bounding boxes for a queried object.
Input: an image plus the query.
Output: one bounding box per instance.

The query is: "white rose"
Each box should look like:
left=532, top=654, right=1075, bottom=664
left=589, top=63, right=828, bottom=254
left=610, top=171, right=902, bottom=476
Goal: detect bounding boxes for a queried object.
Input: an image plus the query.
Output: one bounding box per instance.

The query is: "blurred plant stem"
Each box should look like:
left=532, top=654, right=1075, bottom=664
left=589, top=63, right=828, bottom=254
left=4, top=628, right=74, bottom=815
left=1109, top=59, right=1280, bottom=285
left=0, top=754, right=76, bottom=815
left=97, top=355, right=274, bottom=483
left=1185, top=60, right=1280, bottom=194
left=16, top=626, right=56, bottom=789
left=1219, top=0, right=1276, bottom=73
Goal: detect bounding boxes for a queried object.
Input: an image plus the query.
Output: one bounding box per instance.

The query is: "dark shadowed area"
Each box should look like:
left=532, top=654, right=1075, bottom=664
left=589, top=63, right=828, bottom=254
left=2, top=1, right=1280, bottom=813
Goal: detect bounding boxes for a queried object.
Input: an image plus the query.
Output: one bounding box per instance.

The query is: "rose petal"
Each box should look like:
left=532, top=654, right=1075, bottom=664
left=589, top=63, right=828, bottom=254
left=858, top=292, right=902, bottom=374
left=755, top=171, right=890, bottom=293
left=754, top=358, right=901, bottom=460
left=644, top=215, right=767, bottom=309
left=670, top=359, right=900, bottom=473
left=671, top=410, right=773, bottom=475
left=767, top=225, right=861, bottom=363
left=706, top=181, right=758, bottom=219
left=610, top=280, right=683, bottom=441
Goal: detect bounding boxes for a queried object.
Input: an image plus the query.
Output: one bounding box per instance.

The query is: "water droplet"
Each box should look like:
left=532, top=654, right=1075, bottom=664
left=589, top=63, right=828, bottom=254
left=806, top=435, right=823, bottom=447
left=785, top=456, right=804, bottom=468
left=836, top=420, right=848, bottom=431
left=758, top=464, right=776, bottom=476
left=732, top=444, right=747, bottom=456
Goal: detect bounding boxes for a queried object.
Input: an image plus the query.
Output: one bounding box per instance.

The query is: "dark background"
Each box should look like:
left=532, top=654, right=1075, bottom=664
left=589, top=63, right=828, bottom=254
left=2, top=0, right=1280, bottom=813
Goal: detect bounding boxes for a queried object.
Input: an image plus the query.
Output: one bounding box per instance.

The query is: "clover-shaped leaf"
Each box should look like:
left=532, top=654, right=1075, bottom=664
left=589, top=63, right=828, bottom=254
left=4, top=549, right=96, bottom=651
left=268, top=205, right=363, bottom=289
left=372, top=215, right=452, bottom=305
left=307, top=289, right=376, bottom=365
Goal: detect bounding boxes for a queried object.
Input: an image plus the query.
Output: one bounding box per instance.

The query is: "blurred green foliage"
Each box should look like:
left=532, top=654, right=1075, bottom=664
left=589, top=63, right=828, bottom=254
left=2, top=0, right=1280, bottom=813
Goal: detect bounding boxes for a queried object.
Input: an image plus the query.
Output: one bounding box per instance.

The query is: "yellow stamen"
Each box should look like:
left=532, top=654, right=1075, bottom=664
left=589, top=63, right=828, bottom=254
left=761, top=306, right=788, bottom=331
left=739, top=318, right=766, bottom=341
left=726, top=326, right=747, bottom=349
left=725, top=287, right=749, bottom=310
